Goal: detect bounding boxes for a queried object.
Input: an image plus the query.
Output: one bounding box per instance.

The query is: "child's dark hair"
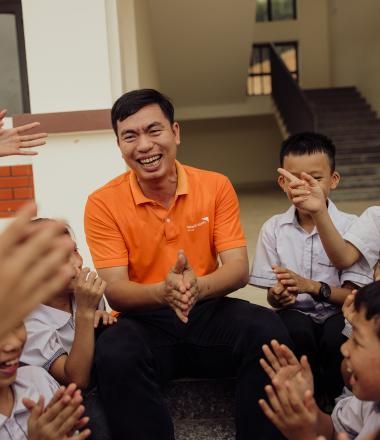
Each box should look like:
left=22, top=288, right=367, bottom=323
left=31, top=218, right=75, bottom=241
left=280, top=132, right=336, bottom=171
left=111, top=89, right=175, bottom=136
left=354, top=281, right=380, bottom=336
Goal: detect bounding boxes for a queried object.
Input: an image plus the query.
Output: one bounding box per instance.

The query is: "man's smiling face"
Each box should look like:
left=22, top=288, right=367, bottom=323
left=116, top=103, right=180, bottom=185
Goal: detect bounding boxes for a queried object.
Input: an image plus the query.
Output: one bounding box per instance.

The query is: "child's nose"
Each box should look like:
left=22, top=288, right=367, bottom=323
left=340, top=340, right=349, bottom=357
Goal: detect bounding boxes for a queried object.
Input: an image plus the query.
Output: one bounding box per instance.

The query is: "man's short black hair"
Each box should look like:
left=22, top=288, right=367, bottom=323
left=354, top=281, right=380, bottom=324
left=280, top=132, right=336, bottom=171
left=111, top=89, right=175, bottom=136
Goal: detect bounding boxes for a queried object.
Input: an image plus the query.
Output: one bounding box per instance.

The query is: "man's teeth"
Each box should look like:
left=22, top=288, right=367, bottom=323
left=140, top=155, right=161, bottom=166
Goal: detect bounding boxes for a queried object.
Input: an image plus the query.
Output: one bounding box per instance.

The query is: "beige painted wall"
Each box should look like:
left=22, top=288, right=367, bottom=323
left=177, top=115, right=282, bottom=188
left=328, top=0, right=380, bottom=115
left=134, top=0, right=160, bottom=90
left=253, top=0, right=331, bottom=89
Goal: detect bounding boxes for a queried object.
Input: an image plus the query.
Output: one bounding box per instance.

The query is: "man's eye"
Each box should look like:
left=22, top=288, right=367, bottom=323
left=150, top=129, right=161, bottom=136
left=124, top=135, right=135, bottom=142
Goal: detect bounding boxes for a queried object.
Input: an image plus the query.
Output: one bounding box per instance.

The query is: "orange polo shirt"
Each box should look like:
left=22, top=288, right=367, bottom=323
left=84, top=161, right=246, bottom=284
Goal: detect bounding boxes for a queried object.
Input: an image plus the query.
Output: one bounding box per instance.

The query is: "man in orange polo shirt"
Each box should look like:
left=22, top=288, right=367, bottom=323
left=84, top=89, right=291, bottom=440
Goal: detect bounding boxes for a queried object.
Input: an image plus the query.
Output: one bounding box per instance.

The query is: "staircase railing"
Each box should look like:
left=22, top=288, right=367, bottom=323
left=269, top=44, right=316, bottom=133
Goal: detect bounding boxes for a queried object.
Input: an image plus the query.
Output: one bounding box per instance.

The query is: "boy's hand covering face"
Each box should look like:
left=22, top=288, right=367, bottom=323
left=277, top=168, right=326, bottom=215
left=0, top=202, right=75, bottom=340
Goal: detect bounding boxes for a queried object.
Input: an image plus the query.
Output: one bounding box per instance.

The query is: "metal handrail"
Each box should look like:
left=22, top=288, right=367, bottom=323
left=269, top=44, right=316, bottom=133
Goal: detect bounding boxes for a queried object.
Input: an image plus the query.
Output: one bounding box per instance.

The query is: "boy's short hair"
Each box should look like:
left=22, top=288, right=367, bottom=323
left=280, top=132, right=336, bottom=171
left=31, top=218, right=75, bottom=241
left=111, top=89, right=175, bottom=136
left=354, top=281, right=380, bottom=336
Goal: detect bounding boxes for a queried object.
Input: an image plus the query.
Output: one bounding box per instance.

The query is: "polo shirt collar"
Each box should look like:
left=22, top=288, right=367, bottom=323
left=129, top=160, right=189, bottom=205
left=279, top=198, right=338, bottom=228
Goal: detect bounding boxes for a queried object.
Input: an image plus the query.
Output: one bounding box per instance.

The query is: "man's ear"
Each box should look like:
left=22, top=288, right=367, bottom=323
left=172, top=122, right=181, bottom=146
left=330, top=171, right=341, bottom=190
left=278, top=175, right=286, bottom=192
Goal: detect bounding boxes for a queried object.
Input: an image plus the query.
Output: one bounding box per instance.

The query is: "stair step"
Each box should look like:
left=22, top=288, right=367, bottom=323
left=332, top=187, right=380, bottom=202
left=164, top=378, right=236, bottom=438
left=164, top=377, right=235, bottom=420
left=304, top=86, right=358, bottom=96
left=174, top=418, right=235, bottom=440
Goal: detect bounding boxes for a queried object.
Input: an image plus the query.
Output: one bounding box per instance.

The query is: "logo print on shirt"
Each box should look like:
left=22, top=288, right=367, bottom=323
left=186, top=216, right=209, bottom=231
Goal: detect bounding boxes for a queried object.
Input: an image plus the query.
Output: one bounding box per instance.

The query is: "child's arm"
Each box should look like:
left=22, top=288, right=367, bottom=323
left=25, top=384, right=90, bottom=440
left=274, top=266, right=357, bottom=305
left=50, top=269, right=106, bottom=389
left=277, top=168, right=360, bottom=269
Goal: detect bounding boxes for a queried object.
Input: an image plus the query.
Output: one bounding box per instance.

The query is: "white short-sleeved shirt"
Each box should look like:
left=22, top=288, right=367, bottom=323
left=344, top=206, right=380, bottom=269
left=0, top=366, right=59, bottom=440
left=21, top=303, right=76, bottom=370
left=250, top=200, right=373, bottom=323
left=21, top=298, right=105, bottom=370
left=332, top=396, right=380, bottom=440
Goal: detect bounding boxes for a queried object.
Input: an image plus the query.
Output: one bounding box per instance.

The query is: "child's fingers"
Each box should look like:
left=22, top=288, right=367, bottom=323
left=264, top=384, right=286, bottom=415
left=55, top=404, right=86, bottom=436
left=259, top=357, right=276, bottom=379
left=74, top=428, right=92, bottom=439
left=75, top=416, right=90, bottom=430
left=94, top=312, right=101, bottom=328
left=98, top=279, right=107, bottom=295
left=270, top=340, right=290, bottom=367
left=44, top=386, right=66, bottom=410
left=258, top=398, right=282, bottom=427
left=277, top=168, right=303, bottom=185
left=278, top=343, right=300, bottom=367
left=285, top=380, right=305, bottom=413
left=23, top=395, right=44, bottom=414
left=262, top=343, right=281, bottom=372
left=41, top=394, right=73, bottom=423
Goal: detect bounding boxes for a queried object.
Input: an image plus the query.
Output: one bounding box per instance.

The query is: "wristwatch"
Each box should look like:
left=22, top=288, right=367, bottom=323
left=316, top=281, right=331, bottom=302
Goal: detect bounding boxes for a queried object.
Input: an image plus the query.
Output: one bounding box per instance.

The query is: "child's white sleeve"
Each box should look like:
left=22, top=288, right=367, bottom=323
left=344, top=206, right=380, bottom=269
left=331, top=396, right=374, bottom=439
left=249, top=219, right=279, bottom=288
left=21, top=320, right=67, bottom=371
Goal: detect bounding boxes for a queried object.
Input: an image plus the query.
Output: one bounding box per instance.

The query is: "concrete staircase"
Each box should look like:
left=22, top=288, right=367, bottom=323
left=304, top=87, right=380, bottom=201
left=164, top=377, right=235, bottom=439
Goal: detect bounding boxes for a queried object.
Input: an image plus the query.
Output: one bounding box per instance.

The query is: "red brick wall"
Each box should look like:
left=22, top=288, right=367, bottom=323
left=0, top=165, right=34, bottom=218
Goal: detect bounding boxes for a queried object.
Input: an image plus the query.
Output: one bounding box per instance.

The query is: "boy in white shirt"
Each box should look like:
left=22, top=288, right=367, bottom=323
left=0, top=321, right=90, bottom=440
left=251, top=132, right=372, bottom=405
left=259, top=280, right=380, bottom=440
left=277, top=165, right=380, bottom=273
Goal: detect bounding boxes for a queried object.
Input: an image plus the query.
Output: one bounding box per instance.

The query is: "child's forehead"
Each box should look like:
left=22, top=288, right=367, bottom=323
left=353, top=308, right=380, bottom=338
left=282, top=152, right=332, bottom=172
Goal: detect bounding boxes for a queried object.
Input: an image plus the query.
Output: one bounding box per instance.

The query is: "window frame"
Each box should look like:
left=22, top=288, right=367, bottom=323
left=247, top=41, right=299, bottom=96
left=0, top=0, right=30, bottom=112
left=256, top=0, right=297, bottom=22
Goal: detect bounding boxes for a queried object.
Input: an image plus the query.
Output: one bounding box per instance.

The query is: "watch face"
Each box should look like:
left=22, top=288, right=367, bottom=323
left=320, top=283, right=331, bottom=300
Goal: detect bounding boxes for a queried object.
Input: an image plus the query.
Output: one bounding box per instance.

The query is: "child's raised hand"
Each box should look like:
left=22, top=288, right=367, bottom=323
left=74, top=268, right=107, bottom=312
left=342, top=290, right=356, bottom=324
left=25, top=385, right=91, bottom=440
left=259, top=383, right=318, bottom=440
left=260, top=340, right=314, bottom=395
left=94, top=310, right=117, bottom=328
left=278, top=168, right=326, bottom=215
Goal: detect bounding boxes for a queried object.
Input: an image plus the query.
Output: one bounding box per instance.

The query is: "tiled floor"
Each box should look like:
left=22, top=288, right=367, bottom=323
left=230, top=188, right=380, bottom=307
